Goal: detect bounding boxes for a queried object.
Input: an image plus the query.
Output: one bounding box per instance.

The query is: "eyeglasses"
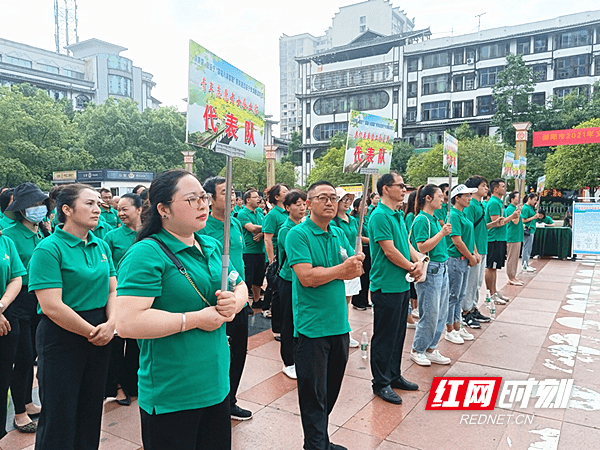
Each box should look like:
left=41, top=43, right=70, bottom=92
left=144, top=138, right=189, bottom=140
left=340, top=196, right=353, bottom=202
left=390, top=182, right=406, bottom=190
left=309, top=195, right=339, bottom=204
left=175, top=193, right=211, bottom=208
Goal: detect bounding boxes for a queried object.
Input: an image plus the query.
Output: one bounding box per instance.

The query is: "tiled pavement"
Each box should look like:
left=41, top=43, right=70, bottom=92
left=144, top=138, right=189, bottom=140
left=2, top=257, right=600, bottom=450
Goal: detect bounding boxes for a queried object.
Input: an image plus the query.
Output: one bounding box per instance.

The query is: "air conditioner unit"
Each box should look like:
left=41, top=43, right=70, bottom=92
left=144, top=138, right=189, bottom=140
left=466, top=58, right=474, bottom=65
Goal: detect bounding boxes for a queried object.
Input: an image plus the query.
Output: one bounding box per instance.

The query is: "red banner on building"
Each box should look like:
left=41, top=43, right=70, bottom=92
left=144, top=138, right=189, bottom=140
left=533, top=127, right=600, bottom=147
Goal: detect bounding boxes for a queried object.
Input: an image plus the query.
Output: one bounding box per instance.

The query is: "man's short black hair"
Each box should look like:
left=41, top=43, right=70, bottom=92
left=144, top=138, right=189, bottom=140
left=203, top=176, right=226, bottom=196
left=377, top=172, right=398, bottom=196
left=489, top=179, right=505, bottom=193
left=465, top=175, right=488, bottom=189
left=306, top=181, right=335, bottom=197
left=438, top=182, right=449, bottom=192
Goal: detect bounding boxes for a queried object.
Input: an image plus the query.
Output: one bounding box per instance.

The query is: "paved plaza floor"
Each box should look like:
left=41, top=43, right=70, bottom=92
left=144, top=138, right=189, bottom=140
left=2, top=256, right=600, bottom=450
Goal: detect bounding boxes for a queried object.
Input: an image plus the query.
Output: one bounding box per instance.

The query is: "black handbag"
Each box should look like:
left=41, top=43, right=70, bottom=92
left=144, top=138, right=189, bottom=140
left=265, top=256, right=279, bottom=286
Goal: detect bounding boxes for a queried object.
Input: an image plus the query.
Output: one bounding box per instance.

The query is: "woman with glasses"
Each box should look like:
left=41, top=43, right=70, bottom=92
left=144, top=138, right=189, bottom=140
left=28, top=183, right=117, bottom=450
left=116, top=169, right=247, bottom=450
left=331, top=187, right=361, bottom=348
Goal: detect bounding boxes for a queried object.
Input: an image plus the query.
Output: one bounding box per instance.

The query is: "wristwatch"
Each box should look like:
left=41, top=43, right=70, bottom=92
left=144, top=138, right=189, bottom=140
left=0, top=301, right=5, bottom=313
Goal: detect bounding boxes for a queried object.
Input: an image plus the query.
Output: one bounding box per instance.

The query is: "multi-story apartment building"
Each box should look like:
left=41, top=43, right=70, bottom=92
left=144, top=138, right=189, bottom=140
left=279, top=0, right=415, bottom=141
left=402, top=10, right=600, bottom=149
left=0, top=37, right=159, bottom=112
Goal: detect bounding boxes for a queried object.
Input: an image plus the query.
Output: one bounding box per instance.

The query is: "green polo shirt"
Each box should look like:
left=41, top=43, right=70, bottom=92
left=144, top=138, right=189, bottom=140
left=197, top=214, right=245, bottom=282
left=262, top=205, right=288, bottom=257
left=0, top=235, right=27, bottom=295
left=448, top=207, right=475, bottom=258
left=521, top=204, right=537, bottom=235
left=485, top=195, right=506, bottom=242
left=537, top=216, right=554, bottom=226
left=434, top=203, right=448, bottom=224
left=405, top=212, right=415, bottom=233
left=464, top=198, right=488, bottom=255
left=100, top=206, right=122, bottom=229
left=233, top=205, right=242, bottom=215
left=287, top=218, right=353, bottom=339
left=91, top=218, right=113, bottom=240
left=505, top=204, right=524, bottom=243
left=330, top=214, right=358, bottom=250
left=237, top=206, right=265, bottom=255
left=104, top=225, right=137, bottom=267
left=0, top=213, right=15, bottom=231
left=2, top=221, right=42, bottom=285
left=277, top=217, right=299, bottom=282
left=28, top=226, right=116, bottom=312
left=410, top=212, right=448, bottom=263
left=368, top=202, right=411, bottom=294
left=116, top=229, right=241, bottom=414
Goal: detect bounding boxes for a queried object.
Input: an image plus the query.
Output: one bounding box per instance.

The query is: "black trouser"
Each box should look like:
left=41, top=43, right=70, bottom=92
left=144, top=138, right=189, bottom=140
left=140, top=397, right=231, bottom=450
left=10, top=287, right=39, bottom=415
left=295, top=333, right=349, bottom=450
left=226, top=304, right=249, bottom=407
left=0, top=305, right=19, bottom=440
left=277, top=277, right=297, bottom=367
left=370, top=289, right=410, bottom=391
left=35, top=309, right=110, bottom=450
left=106, top=336, right=140, bottom=397
left=352, top=244, right=371, bottom=308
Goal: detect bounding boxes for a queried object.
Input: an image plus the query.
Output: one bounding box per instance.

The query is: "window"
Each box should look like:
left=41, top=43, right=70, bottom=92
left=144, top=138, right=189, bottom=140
left=554, top=85, right=589, bottom=99
left=465, top=73, right=475, bottom=90
left=76, top=95, right=90, bottom=109
left=312, top=122, right=348, bottom=141
left=106, top=54, right=132, bottom=72
left=557, top=29, right=591, bottom=49
left=48, top=89, right=65, bottom=100
left=393, top=90, right=399, bottom=104
left=479, top=66, right=503, bottom=87
left=555, top=55, right=590, bottom=79
left=421, top=101, right=450, bottom=121
left=453, top=76, right=463, bottom=92
left=313, top=91, right=389, bottom=115
left=407, top=58, right=418, bottom=72
left=479, top=42, right=509, bottom=60
left=451, top=101, right=473, bottom=118
left=464, top=100, right=474, bottom=117
left=532, top=65, right=547, bottom=82
left=454, top=49, right=464, bottom=65
left=407, top=82, right=417, bottom=98
left=306, top=127, right=310, bottom=139
left=517, top=38, right=530, bottom=55
left=423, top=52, right=450, bottom=69
left=422, top=74, right=450, bottom=95
left=2, top=55, right=32, bottom=68
left=406, top=107, right=417, bottom=122
left=532, top=92, right=545, bottom=106
left=477, top=96, right=496, bottom=115
left=312, top=63, right=394, bottom=92
left=360, top=16, right=366, bottom=24
left=39, top=64, right=59, bottom=74
left=360, top=25, right=366, bottom=33
left=453, top=102, right=463, bottom=119
left=108, top=75, right=132, bottom=97
left=466, top=48, right=476, bottom=63
left=596, top=57, right=600, bottom=76
left=534, top=35, right=548, bottom=53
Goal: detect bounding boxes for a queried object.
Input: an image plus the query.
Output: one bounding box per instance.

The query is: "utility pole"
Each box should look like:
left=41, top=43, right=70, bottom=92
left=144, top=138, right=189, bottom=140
left=475, top=12, right=486, bottom=33
left=54, top=0, right=79, bottom=55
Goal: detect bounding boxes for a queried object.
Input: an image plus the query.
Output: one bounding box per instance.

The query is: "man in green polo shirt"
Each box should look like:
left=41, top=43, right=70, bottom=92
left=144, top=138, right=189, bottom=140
left=99, top=188, right=122, bottom=229
left=199, top=176, right=252, bottom=422
left=287, top=180, right=364, bottom=450
left=237, top=188, right=266, bottom=309
left=434, top=182, right=449, bottom=226
left=368, top=172, right=424, bottom=405
left=484, top=179, right=520, bottom=304
left=521, top=193, right=542, bottom=272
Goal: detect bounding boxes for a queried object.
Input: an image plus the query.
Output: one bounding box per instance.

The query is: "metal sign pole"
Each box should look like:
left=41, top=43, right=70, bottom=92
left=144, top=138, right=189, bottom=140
left=447, top=171, right=452, bottom=223
left=221, top=155, right=233, bottom=291
left=355, top=174, right=371, bottom=254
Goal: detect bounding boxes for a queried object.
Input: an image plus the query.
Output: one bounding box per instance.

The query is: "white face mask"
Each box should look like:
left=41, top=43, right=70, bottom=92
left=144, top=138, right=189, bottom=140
left=24, top=205, right=48, bottom=224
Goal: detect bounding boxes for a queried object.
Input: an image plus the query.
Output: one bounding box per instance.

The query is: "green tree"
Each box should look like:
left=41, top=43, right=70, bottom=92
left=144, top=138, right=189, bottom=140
left=220, top=157, right=297, bottom=192
left=390, top=140, right=415, bottom=175
left=305, top=132, right=364, bottom=188
left=545, top=118, right=600, bottom=195
left=492, top=53, right=539, bottom=149
left=0, top=84, right=92, bottom=189
left=281, top=130, right=302, bottom=166
left=405, top=135, right=508, bottom=187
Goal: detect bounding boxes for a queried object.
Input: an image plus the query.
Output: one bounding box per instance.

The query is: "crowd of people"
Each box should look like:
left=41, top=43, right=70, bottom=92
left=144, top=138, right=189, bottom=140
left=0, top=169, right=551, bottom=450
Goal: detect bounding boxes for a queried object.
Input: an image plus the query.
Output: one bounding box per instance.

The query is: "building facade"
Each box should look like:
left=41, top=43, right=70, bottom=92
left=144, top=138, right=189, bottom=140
left=279, top=0, right=414, bottom=141
left=0, top=37, right=159, bottom=111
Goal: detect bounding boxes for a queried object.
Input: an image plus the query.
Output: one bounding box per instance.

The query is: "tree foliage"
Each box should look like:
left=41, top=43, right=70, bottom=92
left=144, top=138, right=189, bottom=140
left=219, top=157, right=297, bottom=192
left=545, top=118, right=600, bottom=194
left=0, top=84, right=92, bottom=189
left=405, top=135, right=508, bottom=187
left=390, top=140, right=415, bottom=175
left=305, top=132, right=364, bottom=188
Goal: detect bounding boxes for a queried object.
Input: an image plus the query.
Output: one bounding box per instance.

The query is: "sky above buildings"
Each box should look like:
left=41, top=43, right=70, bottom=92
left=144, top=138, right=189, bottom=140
left=4, top=0, right=598, bottom=133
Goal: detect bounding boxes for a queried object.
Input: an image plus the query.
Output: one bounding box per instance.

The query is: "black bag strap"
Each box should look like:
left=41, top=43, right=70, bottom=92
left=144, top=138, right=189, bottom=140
left=473, top=203, right=485, bottom=228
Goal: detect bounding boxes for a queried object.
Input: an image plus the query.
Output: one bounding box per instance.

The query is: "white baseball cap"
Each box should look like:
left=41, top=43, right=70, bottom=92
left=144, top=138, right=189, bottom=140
left=450, top=184, right=477, bottom=199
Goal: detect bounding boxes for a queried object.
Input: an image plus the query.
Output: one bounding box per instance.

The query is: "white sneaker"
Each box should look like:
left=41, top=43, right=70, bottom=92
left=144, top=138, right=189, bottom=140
left=458, top=327, right=475, bottom=341
left=444, top=330, right=464, bottom=344
left=496, top=292, right=510, bottom=301
left=349, top=337, right=360, bottom=348
left=410, top=350, right=431, bottom=366
left=523, top=265, right=536, bottom=273
left=425, top=350, right=451, bottom=365
left=282, top=365, right=297, bottom=379
left=492, top=293, right=507, bottom=305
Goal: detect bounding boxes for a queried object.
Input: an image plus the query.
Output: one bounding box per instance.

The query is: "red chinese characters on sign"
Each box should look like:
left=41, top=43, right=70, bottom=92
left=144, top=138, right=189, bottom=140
left=203, top=105, right=218, bottom=133
left=365, top=147, right=375, bottom=164
left=225, top=114, right=238, bottom=140
left=377, top=148, right=386, bottom=164
left=354, top=146, right=363, bottom=163
left=244, top=120, right=255, bottom=146
left=533, top=127, right=600, bottom=147
left=426, top=377, right=502, bottom=410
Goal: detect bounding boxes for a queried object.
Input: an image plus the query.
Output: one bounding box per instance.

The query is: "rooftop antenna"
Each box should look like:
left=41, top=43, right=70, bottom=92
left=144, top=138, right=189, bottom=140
left=54, top=0, right=79, bottom=56
left=475, top=12, right=486, bottom=33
